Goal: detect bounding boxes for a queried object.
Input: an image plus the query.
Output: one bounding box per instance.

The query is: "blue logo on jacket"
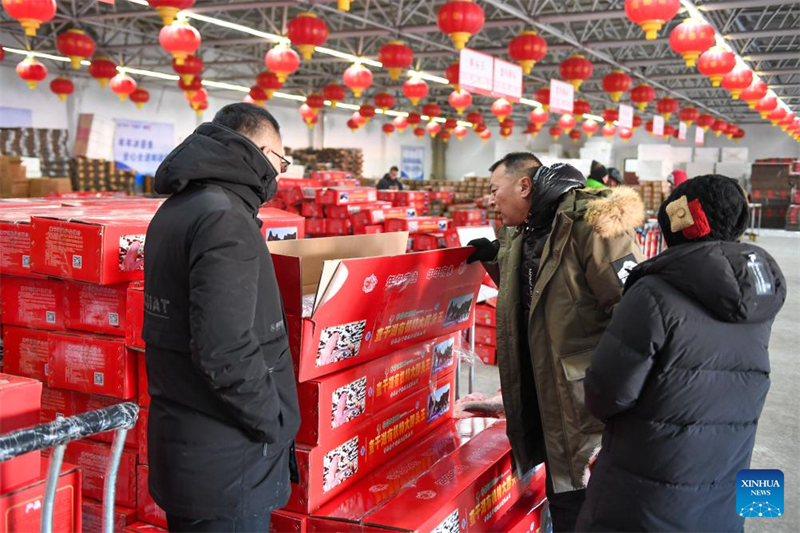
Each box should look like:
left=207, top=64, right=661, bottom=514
left=737, top=469, right=783, bottom=517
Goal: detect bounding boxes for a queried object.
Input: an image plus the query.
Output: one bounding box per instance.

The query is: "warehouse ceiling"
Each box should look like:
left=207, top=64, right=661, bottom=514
left=1, top=0, right=798, bottom=126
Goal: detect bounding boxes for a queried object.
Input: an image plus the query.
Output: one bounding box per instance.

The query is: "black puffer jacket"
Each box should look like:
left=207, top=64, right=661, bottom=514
left=143, top=123, right=300, bottom=520
left=577, top=241, right=786, bottom=532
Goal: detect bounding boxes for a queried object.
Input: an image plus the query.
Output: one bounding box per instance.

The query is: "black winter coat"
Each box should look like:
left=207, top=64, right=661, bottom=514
left=142, top=123, right=300, bottom=520
left=577, top=241, right=786, bottom=532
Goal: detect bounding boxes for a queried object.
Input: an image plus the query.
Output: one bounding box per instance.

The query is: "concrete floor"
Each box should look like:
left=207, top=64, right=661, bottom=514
left=458, top=230, right=799, bottom=533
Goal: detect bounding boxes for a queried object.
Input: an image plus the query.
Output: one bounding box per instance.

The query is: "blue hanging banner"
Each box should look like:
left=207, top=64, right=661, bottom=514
left=113, top=119, right=174, bottom=175
left=401, top=145, right=425, bottom=181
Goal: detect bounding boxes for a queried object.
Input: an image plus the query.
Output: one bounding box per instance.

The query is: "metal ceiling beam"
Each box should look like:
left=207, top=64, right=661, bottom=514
left=726, top=28, right=800, bottom=40
left=744, top=51, right=800, bottom=61
left=699, top=0, right=800, bottom=11
left=536, top=10, right=626, bottom=24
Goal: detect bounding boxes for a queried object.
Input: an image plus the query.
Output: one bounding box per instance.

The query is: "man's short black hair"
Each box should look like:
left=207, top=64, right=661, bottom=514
left=390, top=166, right=399, bottom=172
left=213, top=103, right=281, bottom=139
left=489, top=152, right=543, bottom=179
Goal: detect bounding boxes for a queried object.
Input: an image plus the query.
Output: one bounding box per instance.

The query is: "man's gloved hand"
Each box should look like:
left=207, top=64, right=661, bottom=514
left=467, top=238, right=500, bottom=264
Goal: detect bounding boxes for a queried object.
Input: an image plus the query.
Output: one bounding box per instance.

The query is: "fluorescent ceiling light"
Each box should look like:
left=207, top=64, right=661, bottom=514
left=408, top=70, right=449, bottom=85
left=519, top=98, right=543, bottom=108
left=583, top=113, right=604, bottom=122
left=335, top=103, right=361, bottom=110
left=2, top=47, right=71, bottom=63
left=119, top=66, right=179, bottom=80
left=180, top=12, right=285, bottom=42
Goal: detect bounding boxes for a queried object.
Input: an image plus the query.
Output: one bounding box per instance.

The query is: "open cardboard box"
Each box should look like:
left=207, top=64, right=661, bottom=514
left=268, top=233, right=484, bottom=382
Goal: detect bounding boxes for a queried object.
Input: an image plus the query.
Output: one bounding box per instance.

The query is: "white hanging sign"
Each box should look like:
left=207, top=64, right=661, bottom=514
left=653, top=115, right=665, bottom=137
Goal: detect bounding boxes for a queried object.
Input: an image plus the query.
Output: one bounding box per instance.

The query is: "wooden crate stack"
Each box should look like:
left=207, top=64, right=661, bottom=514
left=0, top=128, right=71, bottom=178
left=286, top=148, right=364, bottom=178
left=637, top=181, right=672, bottom=213
left=750, top=160, right=800, bottom=229
left=69, top=157, right=117, bottom=192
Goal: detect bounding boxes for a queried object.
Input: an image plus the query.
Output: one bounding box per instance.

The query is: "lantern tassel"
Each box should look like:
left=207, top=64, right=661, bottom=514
left=119, top=94, right=129, bottom=102
left=639, top=20, right=665, bottom=40
left=70, top=57, right=82, bottom=70
left=98, top=79, right=110, bottom=88
left=26, top=81, right=37, bottom=90
left=19, top=19, right=42, bottom=37
left=387, top=68, right=401, bottom=81
left=298, top=45, right=315, bottom=61
left=156, top=7, right=180, bottom=27
left=57, top=94, right=67, bottom=102
left=449, top=32, right=472, bottom=50
left=181, top=74, right=194, bottom=85
left=520, top=60, right=534, bottom=75
left=136, top=103, right=144, bottom=110
left=338, top=0, right=351, bottom=11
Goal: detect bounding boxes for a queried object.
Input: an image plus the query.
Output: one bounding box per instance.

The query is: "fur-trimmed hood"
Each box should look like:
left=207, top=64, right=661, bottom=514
left=584, top=186, right=645, bottom=239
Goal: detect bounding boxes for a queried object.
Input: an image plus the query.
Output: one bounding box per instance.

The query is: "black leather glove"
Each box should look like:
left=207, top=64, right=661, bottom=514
left=467, top=238, right=500, bottom=264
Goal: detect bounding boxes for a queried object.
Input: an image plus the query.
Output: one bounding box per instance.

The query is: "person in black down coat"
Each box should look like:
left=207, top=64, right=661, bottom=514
left=576, top=175, right=786, bottom=533
left=143, top=104, right=300, bottom=532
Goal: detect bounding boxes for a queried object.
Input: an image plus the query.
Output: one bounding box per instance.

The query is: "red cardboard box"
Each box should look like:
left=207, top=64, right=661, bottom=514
left=474, top=343, right=496, bottom=366
left=326, top=203, right=392, bottom=220
left=493, top=486, right=549, bottom=533
left=475, top=305, right=496, bottom=327
left=262, top=199, right=285, bottom=210
left=30, top=213, right=154, bottom=285
left=137, top=352, right=149, bottom=407
left=392, top=191, right=430, bottom=206
left=136, top=466, right=167, bottom=529
left=296, top=333, right=457, bottom=446
left=308, top=418, right=499, bottom=533
left=2, top=327, right=49, bottom=382
left=316, top=188, right=377, bottom=206
left=258, top=207, right=306, bottom=242
left=0, top=374, right=42, bottom=493
left=287, top=375, right=455, bottom=514
left=82, top=499, right=137, bottom=533
left=0, top=199, right=62, bottom=209
left=311, top=171, right=354, bottom=182
left=430, top=191, right=455, bottom=202
left=271, top=510, right=307, bottom=533
left=0, top=211, right=49, bottom=279
left=64, top=440, right=137, bottom=508
left=123, top=523, right=166, bottom=533
left=325, top=218, right=352, bottom=236
left=385, top=217, right=449, bottom=233
left=302, top=202, right=324, bottom=219
left=354, top=225, right=384, bottom=235
left=444, top=229, right=461, bottom=248
left=305, top=218, right=326, bottom=236
left=453, top=210, right=488, bottom=225
left=268, top=234, right=484, bottom=382
left=0, top=276, right=66, bottom=331
left=412, top=233, right=446, bottom=252
left=48, top=333, right=138, bottom=400
left=125, top=283, right=145, bottom=351
left=474, top=325, right=496, bottom=347
left=64, top=281, right=128, bottom=337
left=138, top=408, right=148, bottom=465
left=0, top=459, right=81, bottom=533
left=361, top=421, right=529, bottom=533
left=40, top=386, right=75, bottom=423
left=350, top=207, right=416, bottom=229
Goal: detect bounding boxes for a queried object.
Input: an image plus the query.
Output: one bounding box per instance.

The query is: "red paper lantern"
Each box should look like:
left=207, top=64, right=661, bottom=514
left=0, top=49, right=4, bottom=62
left=130, top=88, right=150, bottom=109
left=535, top=87, right=550, bottom=111
left=697, top=113, right=715, bottom=132
left=244, top=94, right=256, bottom=105
left=711, top=119, right=727, bottom=137
left=393, top=116, right=409, bottom=132
left=602, top=123, right=617, bottom=140
left=179, top=76, right=203, bottom=98
left=49, top=77, right=73, bottom=102
left=407, top=112, right=422, bottom=126
left=669, top=125, right=679, bottom=139
left=558, top=114, right=577, bottom=133
left=148, top=1, right=195, bottom=26
left=382, top=123, right=396, bottom=137
left=440, top=130, right=452, bottom=143
left=306, top=93, right=325, bottom=112
left=601, top=108, right=619, bottom=124
left=422, top=103, right=442, bottom=121
left=618, top=127, right=633, bottom=142
left=342, top=64, right=373, bottom=98
left=304, top=114, right=319, bottom=129
left=740, top=80, right=768, bottom=110
left=3, top=0, right=56, bottom=36
left=426, top=121, right=442, bottom=138
left=529, top=108, right=549, bottom=127
left=348, top=119, right=361, bottom=133
left=57, top=29, right=96, bottom=70
left=491, top=98, right=513, bottom=122
left=500, top=118, right=515, bottom=130
left=322, top=83, right=346, bottom=107
left=403, top=78, right=429, bottom=106
left=159, top=20, right=201, bottom=66
left=767, top=107, right=787, bottom=127
left=374, top=92, right=395, bottom=112
left=110, top=73, right=137, bottom=102
left=413, top=127, right=426, bottom=139
left=288, top=12, right=329, bottom=61
left=475, top=123, right=488, bottom=134
left=466, top=111, right=484, bottom=129
left=733, top=128, right=746, bottom=142
left=678, top=106, right=700, bottom=126
left=257, top=71, right=282, bottom=99
left=698, top=47, right=736, bottom=87
left=378, top=41, right=413, bottom=81
left=645, top=120, right=655, bottom=137
left=359, top=104, right=376, bottom=123
left=351, top=112, right=366, bottom=128
left=625, top=0, right=681, bottom=40
left=560, top=54, right=593, bottom=91
left=454, top=125, right=469, bottom=140
left=500, top=127, right=513, bottom=139
left=602, top=70, right=632, bottom=103
left=194, top=100, right=209, bottom=118
left=508, top=30, right=547, bottom=74
left=656, top=97, right=679, bottom=120
left=582, top=119, right=599, bottom=138
left=16, top=57, right=47, bottom=89
left=443, top=117, right=459, bottom=131
left=725, top=122, right=739, bottom=139
left=573, top=99, right=591, bottom=118
left=549, top=126, right=563, bottom=140
left=265, top=45, right=300, bottom=83
left=525, top=123, right=540, bottom=136
left=779, top=113, right=795, bottom=132
left=569, top=129, right=582, bottom=143
left=479, top=129, right=492, bottom=141
left=755, top=95, right=778, bottom=119
left=632, top=115, right=643, bottom=130
left=449, top=90, right=472, bottom=115
left=89, top=56, right=118, bottom=88
left=669, top=18, right=715, bottom=67
left=445, top=62, right=460, bottom=90
left=631, top=83, right=656, bottom=111
left=249, top=86, right=268, bottom=106
left=173, top=55, right=203, bottom=85
left=298, top=102, right=317, bottom=122
left=721, top=66, right=753, bottom=100
left=437, top=0, right=485, bottom=50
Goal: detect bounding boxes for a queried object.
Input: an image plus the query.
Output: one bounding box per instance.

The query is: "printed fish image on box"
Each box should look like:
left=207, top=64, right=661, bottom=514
left=331, top=377, right=367, bottom=429
left=267, top=227, right=299, bottom=242
left=119, top=234, right=145, bottom=272
left=432, top=509, right=460, bottom=533
left=433, top=338, right=455, bottom=374
left=427, top=383, right=452, bottom=424
left=316, top=320, right=367, bottom=367
left=323, top=435, right=360, bottom=493
left=443, top=294, right=474, bottom=327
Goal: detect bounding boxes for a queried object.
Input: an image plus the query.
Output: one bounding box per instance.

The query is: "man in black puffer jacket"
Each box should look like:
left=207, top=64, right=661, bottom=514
left=143, top=104, right=300, bottom=532
left=577, top=175, right=786, bottom=532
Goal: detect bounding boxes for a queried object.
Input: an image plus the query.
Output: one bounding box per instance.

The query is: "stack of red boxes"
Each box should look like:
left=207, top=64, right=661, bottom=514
left=473, top=299, right=498, bottom=365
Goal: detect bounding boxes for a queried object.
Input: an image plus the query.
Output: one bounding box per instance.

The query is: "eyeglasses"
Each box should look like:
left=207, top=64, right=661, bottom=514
left=261, top=147, right=291, bottom=174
